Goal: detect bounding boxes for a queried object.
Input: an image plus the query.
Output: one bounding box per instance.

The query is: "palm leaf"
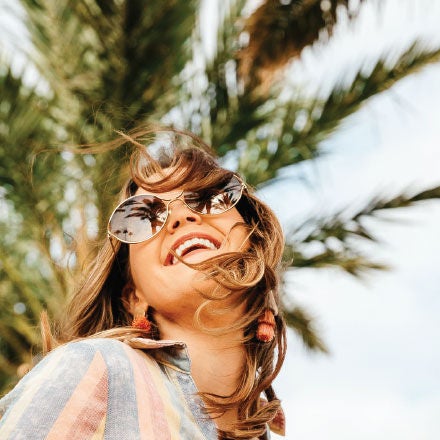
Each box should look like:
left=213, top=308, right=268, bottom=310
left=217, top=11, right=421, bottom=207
left=237, top=43, right=440, bottom=185
left=0, top=63, right=71, bottom=387
left=238, top=0, right=364, bottom=89
left=284, top=184, right=440, bottom=275
left=282, top=305, right=328, bottom=353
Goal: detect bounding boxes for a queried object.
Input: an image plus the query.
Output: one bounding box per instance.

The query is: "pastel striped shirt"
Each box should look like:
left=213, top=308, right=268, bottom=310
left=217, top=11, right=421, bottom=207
left=0, top=337, right=232, bottom=439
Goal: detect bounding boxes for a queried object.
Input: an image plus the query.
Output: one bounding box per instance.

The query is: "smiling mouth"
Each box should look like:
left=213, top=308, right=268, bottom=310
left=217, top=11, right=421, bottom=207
left=165, top=234, right=221, bottom=266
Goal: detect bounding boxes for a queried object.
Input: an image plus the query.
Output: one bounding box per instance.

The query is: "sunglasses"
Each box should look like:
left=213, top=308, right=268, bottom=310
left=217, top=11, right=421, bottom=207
left=108, top=175, right=246, bottom=244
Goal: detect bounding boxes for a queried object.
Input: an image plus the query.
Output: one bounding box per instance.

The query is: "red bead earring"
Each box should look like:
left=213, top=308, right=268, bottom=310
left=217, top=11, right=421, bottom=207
left=132, top=314, right=152, bottom=331
left=256, top=290, right=278, bottom=343
left=256, top=309, right=276, bottom=342
left=131, top=304, right=152, bottom=332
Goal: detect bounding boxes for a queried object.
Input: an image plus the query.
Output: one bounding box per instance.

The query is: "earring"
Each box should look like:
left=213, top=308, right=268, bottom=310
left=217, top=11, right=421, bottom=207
left=256, top=290, right=278, bottom=343
left=122, top=280, right=152, bottom=332
left=132, top=314, right=152, bottom=331
left=131, top=305, right=152, bottom=332
left=256, top=309, right=276, bottom=342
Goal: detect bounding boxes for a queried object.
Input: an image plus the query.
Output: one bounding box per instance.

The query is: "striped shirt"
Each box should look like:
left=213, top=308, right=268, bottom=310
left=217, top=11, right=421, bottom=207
left=0, top=337, right=272, bottom=439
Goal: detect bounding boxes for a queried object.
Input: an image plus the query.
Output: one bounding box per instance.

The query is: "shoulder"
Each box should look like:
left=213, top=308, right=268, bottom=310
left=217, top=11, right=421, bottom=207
left=38, top=337, right=150, bottom=384
left=55, top=336, right=129, bottom=357
left=0, top=338, right=126, bottom=406
left=0, top=338, right=148, bottom=414
left=15, top=338, right=133, bottom=380
left=0, top=338, right=153, bottom=438
left=68, top=337, right=129, bottom=358
left=44, top=337, right=140, bottom=366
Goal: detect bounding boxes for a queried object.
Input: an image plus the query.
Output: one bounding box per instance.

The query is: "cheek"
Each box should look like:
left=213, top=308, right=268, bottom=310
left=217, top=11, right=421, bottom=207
left=129, top=244, right=146, bottom=276
left=129, top=242, right=162, bottom=291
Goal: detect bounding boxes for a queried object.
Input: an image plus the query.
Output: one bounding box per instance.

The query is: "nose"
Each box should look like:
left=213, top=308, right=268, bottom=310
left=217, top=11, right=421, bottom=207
left=165, top=198, right=202, bottom=233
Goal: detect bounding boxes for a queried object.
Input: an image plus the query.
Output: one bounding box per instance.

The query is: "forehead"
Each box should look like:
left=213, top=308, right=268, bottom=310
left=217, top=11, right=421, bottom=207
left=134, top=186, right=183, bottom=199
left=134, top=167, right=183, bottom=198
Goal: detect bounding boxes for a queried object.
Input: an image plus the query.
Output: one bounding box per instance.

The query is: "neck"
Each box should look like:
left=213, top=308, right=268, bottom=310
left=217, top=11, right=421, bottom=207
left=156, top=317, right=246, bottom=431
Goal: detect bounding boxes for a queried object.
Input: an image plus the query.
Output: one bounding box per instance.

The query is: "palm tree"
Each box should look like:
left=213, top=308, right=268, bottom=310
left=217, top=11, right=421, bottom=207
left=0, top=0, right=439, bottom=392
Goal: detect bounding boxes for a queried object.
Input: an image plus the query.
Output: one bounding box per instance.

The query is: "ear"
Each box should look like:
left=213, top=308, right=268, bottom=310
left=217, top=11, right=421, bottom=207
left=122, top=284, right=149, bottom=317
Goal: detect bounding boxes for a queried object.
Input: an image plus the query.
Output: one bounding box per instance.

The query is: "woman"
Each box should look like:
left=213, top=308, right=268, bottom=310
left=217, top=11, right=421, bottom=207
left=0, top=128, right=286, bottom=439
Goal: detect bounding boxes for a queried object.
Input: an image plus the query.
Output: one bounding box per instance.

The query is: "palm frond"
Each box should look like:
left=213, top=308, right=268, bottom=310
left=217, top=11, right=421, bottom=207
left=238, top=0, right=363, bottom=90
left=0, top=62, right=72, bottom=385
left=199, top=0, right=269, bottom=154
left=358, top=184, right=440, bottom=212
left=284, top=183, right=440, bottom=275
left=284, top=245, right=388, bottom=276
left=0, top=64, right=69, bottom=266
left=18, top=0, right=201, bottom=239
left=237, top=43, right=440, bottom=185
left=282, top=305, right=328, bottom=353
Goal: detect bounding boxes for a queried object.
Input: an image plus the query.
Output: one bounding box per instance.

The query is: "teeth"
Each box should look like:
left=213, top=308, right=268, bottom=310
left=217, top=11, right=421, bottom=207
left=176, top=238, right=217, bottom=256
left=171, top=237, right=217, bottom=264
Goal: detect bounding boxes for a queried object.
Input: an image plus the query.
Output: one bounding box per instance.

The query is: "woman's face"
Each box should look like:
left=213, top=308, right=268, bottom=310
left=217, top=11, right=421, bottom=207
left=128, top=177, right=249, bottom=326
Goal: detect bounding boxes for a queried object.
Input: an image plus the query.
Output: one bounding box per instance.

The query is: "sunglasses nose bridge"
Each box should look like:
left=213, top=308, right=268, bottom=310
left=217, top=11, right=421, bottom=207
left=165, top=191, right=186, bottom=214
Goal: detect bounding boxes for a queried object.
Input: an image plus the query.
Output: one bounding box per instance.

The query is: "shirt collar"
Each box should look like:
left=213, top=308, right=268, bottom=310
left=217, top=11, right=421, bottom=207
left=123, top=337, right=192, bottom=373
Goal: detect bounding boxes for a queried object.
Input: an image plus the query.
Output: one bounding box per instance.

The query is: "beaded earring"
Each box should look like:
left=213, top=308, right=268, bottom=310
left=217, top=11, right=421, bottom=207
left=123, top=281, right=152, bottom=332
left=256, top=310, right=276, bottom=342
left=132, top=314, right=152, bottom=331
left=256, top=290, right=278, bottom=343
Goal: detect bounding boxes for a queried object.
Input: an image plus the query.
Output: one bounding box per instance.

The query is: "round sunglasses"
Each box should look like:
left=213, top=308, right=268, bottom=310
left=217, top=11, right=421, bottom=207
left=107, top=175, right=246, bottom=244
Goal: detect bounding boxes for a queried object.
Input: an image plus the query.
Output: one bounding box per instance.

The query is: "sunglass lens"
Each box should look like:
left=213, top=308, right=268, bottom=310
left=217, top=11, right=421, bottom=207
left=108, top=195, right=167, bottom=243
left=184, top=175, right=243, bottom=215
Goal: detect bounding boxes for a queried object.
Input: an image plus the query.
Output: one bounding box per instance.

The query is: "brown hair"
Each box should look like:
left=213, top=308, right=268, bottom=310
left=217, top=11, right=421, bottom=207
left=52, top=127, right=287, bottom=439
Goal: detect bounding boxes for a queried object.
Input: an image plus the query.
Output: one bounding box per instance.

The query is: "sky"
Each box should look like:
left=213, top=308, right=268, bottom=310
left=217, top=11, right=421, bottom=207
left=1, top=0, right=440, bottom=438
